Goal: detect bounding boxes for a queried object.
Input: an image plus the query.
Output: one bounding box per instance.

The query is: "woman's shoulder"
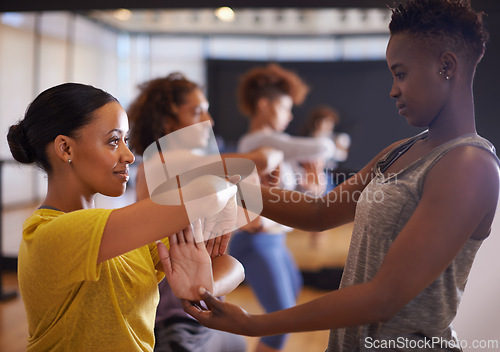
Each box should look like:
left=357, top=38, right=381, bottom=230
left=449, top=134, right=498, bottom=160
left=24, top=208, right=113, bottom=234
left=23, top=208, right=64, bottom=231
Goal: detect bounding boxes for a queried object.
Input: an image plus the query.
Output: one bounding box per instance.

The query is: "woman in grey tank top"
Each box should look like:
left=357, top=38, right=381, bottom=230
left=182, top=1, right=500, bottom=351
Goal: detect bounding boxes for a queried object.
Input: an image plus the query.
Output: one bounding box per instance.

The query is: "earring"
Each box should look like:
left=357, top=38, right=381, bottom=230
left=438, top=70, right=450, bottom=80
left=68, top=159, right=72, bottom=164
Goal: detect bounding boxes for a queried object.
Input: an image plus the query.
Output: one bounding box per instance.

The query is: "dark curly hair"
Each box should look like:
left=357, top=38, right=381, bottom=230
left=302, top=105, right=340, bottom=137
left=128, top=73, right=199, bottom=155
left=237, top=63, right=309, bottom=118
left=7, top=83, right=118, bottom=173
left=389, top=0, right=489, bottom=68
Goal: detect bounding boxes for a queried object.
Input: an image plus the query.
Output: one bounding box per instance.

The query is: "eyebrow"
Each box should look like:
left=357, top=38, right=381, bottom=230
left=390, top=63, right=402, bottom=71
left=106, top=128, right=126, bottom=136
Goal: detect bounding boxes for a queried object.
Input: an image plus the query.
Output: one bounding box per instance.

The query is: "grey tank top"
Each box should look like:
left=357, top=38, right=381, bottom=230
left=327, top=131, right=499, bottom=352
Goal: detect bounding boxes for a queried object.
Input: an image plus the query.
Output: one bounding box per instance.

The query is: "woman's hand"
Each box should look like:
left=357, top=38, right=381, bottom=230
left=158, top=220, right=214, bottom=300
left=205, top=233, right=231, bottom=258
left=182, top=288, right=255, bottom=336
left=250, top=147, right=284, bottom=175
left=203, top=195, right=236, bottom=253
left=181, top=174, right=238, bottom=221
left=299, top=159, right=326, bottom=196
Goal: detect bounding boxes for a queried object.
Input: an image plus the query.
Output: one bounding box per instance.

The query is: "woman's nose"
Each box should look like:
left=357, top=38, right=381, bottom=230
left=122, top=143, right=135, bottom=164
left=203, top=111, right=214, bottom=127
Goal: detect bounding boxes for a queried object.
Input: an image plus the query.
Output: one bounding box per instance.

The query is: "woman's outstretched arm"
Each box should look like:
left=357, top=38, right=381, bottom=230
left=98, top=174, right=237, bottom=263
left=258, top=141, right=402, bottom=232
left=183, top=146, right=500, bottom=336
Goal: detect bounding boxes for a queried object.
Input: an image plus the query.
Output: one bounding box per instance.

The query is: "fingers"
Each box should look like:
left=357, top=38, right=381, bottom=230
left=157, top=241, right=172, bottom=273
left=198, top=287, right=220, bottom=310
left=182, top=223, right=195, bottom=243
left=205, top=232, right=229, bottom=258
left=182, top=299, right=206, bottom=313
left=170, top=231, right=179, bottom=245
left=205, top=238, right=216, bottom=258
left=182, top=288, right=225, bottom=327
left=192, top=219, right=204, bottom=244
left=173, top=223, right=202, bottom=246
left=212, top=235, right=222, bottom=255
left=218, top=233, right=231, bottom=256
left=157, top=240, right=169, bottom=259
left=178, top=230, right=186, bottom=244
left=182, top=299, right=205, bottom=319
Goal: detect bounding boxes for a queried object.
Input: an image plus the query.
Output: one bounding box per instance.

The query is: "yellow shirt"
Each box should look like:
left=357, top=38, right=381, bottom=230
left=18, top=208, right=168, bottom=351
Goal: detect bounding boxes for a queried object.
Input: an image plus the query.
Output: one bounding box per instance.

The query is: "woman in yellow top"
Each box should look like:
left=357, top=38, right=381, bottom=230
left=7, top=82, right=244, bottom=351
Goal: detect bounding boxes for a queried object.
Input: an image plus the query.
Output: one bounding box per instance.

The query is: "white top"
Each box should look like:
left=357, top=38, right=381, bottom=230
left=238, top=130, right=335, bottom=233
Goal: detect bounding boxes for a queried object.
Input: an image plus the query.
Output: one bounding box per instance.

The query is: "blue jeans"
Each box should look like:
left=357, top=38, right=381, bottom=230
left=229, top=231, right=303, bottom=350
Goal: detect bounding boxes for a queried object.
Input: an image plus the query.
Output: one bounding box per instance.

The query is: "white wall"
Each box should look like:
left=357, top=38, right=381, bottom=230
left=0, top=12, right=122, bottom=258
left=0, top=15, right=36, bottom=160
left=0, top=12, right=121, bottom=208
left=452, top=199, right=500, bottom=351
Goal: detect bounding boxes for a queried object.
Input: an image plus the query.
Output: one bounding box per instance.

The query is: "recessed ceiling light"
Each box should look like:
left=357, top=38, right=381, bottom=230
left=113, top=9, right=132, bottom=21
left=215, top=7, right=235, bottom=22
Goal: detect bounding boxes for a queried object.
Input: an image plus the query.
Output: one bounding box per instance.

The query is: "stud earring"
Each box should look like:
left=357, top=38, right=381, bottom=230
left=68, top=159, right=72, bottom=164
left=438, top=70, right=450, bottom=80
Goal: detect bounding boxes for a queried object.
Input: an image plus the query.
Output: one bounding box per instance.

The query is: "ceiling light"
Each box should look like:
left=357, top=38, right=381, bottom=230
left=113, top=9, right=132, bottom=21
left=215, top=7, right=235, bottom=22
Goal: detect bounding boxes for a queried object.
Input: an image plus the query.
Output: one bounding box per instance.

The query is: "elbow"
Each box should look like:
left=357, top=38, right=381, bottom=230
left=235, top=258, right=245, bottom=286
left=377, top=289, right=410, bottom=323
left=212, top=254, right=245, bottom=295
left=377, top=300, right=405, bottom=325
left=377, top=304, right=397, bottom=324
left=225, top=253, right=245, bottom=285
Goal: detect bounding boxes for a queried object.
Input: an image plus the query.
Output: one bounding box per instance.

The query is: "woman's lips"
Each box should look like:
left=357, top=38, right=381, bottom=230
left=114, top=169, right=129, bottom=182
left=396, top=103, right=407, bottom=115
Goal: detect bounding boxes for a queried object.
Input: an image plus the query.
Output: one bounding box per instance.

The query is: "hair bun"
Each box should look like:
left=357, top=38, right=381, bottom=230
left=7, top=122, right=35, bottom=164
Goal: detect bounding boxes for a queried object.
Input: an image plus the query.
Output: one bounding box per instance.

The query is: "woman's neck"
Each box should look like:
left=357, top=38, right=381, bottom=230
left=249, top=117, right=274, bottom=133
left=427, top=108, right=476, bottom=147
left=425, top=85, right=476, bottom=147
left=43, top=177, right=95, bottom=212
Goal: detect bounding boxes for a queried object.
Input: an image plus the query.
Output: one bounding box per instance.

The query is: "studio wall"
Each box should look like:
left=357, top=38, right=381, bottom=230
left=207, top=59, right=423, bottom=171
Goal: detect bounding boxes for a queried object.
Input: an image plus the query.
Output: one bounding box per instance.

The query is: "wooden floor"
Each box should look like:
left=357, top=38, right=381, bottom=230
left=225, top=284, right=332, bottom=352
left=0, top=223, right=353, bottom=352
left=0, top=272, right=28, bottom=352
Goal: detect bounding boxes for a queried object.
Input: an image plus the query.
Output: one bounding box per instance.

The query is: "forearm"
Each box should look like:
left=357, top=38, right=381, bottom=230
left=222, top=151, right=264, bottom=173
left=212, top=254, right=245, bottom=296
left=247, top=281, right=387, bottom=336
left=222, top=149, right=281, bottom=176
left=261, top=185, right=356, bottom=232
left=261, top=186, right=326, bottom=231
left=99, top=199, right=191, bottom=263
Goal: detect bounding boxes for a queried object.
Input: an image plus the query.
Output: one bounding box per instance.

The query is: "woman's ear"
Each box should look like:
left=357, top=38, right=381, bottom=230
left=441, top=51, right=458, bottom=80
left=53, top=135, right=74, bottom=164
left=256, top=97, right=271, bottom=114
